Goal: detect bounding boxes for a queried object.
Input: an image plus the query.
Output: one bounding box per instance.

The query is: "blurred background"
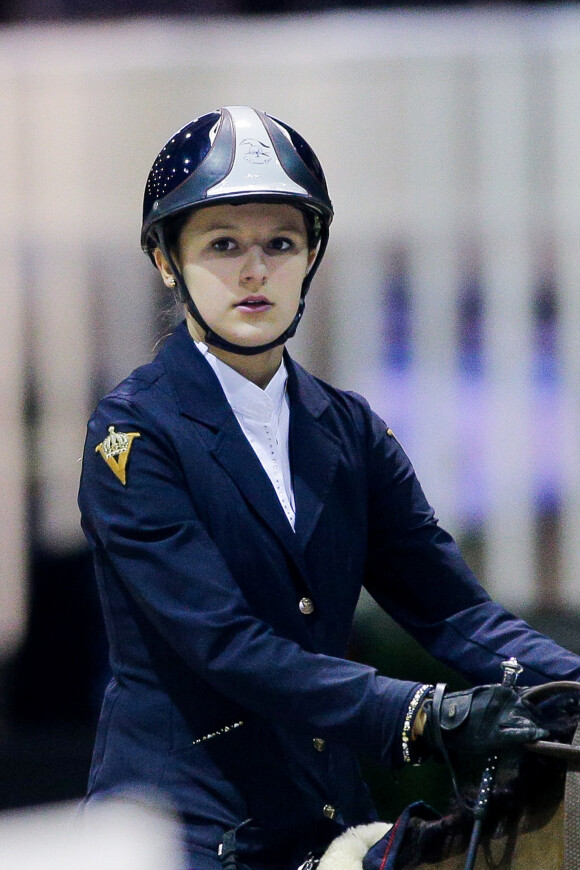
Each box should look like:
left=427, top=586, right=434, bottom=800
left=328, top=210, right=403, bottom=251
left=1, top=0, right=580, bottom=838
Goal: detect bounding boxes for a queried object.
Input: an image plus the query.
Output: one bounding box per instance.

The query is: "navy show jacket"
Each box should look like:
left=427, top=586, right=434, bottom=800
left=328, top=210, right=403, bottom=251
left=78, top=321, right=580, bottom=870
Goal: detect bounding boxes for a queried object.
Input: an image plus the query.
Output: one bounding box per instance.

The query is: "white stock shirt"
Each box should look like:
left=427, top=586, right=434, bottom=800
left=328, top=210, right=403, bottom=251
left=195, top=341, right=296, bottom=529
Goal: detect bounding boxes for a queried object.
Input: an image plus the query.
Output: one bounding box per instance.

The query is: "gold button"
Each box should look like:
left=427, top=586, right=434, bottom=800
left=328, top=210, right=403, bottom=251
left=299, top=597, right=315, bottom=615
left=322, top=804, right=336, bottom=820
left=313, top=737, right=326, bottom=752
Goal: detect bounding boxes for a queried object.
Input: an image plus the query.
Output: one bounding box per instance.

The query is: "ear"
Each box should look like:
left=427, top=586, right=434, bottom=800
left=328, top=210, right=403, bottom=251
left=153, top=247, right=177, bottom=288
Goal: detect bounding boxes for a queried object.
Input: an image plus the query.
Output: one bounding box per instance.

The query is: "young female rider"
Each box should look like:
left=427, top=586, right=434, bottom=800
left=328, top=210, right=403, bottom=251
left=78, top=106, right=580, bottom=870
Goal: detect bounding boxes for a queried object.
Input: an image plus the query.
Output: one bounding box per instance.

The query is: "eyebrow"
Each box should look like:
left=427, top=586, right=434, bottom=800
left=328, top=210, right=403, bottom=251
left=199, top=222, right=305, bottom=234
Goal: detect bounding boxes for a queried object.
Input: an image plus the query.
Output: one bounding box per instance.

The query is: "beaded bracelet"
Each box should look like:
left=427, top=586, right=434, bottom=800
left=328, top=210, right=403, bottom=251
left=402, top=684, right=433, bottom=765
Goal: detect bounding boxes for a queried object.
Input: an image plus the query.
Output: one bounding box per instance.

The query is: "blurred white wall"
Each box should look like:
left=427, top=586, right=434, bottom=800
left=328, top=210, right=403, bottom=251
left=2, top=7, right=580, bottom=653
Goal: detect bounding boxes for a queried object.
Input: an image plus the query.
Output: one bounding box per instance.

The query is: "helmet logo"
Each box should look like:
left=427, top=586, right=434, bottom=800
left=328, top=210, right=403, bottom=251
left=240, top=138, right=272, bottom=165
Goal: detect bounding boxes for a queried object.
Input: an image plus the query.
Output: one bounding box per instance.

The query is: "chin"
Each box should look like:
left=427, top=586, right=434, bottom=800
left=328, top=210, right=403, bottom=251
left=228, top=325, right=286, bottom=348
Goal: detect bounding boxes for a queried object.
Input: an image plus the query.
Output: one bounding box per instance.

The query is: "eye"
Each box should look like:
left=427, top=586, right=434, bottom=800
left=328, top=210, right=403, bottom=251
left=210, top=237, right=237, bottom=253
left=268, top=236, right=295, bottom=253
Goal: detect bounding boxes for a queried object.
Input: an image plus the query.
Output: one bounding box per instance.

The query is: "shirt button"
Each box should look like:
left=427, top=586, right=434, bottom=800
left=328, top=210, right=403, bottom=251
left=299, top=597, right=315, bottom=615
left=322, top=804, right=336, bottom=820
left=313, top=738, right=326, bottom=752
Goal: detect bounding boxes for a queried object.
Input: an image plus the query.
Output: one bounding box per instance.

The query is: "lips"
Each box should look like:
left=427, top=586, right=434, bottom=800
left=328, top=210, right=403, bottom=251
left=236, top=295, right=273, bottom=312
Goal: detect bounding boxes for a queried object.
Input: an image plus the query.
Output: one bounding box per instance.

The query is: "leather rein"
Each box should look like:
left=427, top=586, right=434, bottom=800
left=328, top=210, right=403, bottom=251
left=521, top=680, right=580, bottom=870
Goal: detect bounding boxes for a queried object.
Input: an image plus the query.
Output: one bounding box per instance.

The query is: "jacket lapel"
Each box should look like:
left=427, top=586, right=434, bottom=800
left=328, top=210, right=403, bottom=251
left=210, top=415, right=302, bottom=561
left=285, top=356, right=342, bottom=548
left=158, top=324, right=304, bottom=564
left=159, top=325, right=342, bottom=562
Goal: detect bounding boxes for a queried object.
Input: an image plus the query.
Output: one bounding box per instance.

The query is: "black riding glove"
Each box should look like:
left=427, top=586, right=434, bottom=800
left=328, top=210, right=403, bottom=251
left=421, top=684, right=548, bottom=759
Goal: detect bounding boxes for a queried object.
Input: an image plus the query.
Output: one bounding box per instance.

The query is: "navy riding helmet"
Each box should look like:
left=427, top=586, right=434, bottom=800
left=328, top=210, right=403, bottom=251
left=141, top=106, right=334, bottom=355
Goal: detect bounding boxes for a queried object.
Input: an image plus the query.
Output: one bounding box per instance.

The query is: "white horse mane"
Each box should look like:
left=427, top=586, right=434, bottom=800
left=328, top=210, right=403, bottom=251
left=317, top=822, right=392, bottom=870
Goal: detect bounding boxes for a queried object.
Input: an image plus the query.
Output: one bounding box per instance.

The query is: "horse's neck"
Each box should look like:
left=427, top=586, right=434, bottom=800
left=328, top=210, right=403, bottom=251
left=318, top=711, right=580, bottom=870
left=414, top=802, right=564, bottom=870
left=414, top=722, right=580, bottom=870
left=563, top=720, right=580, bottom=870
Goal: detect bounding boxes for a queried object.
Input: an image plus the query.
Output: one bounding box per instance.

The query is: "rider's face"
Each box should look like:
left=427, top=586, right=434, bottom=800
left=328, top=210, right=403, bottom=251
left=157, top=202, right=315, bottom=352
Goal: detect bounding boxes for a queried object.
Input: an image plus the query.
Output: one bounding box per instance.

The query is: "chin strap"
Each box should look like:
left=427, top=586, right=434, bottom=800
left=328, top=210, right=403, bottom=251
left=185, top=292, right=304, bottom=356
left=158, top=230, right=296, bottom=355
left=155, top=220, right=328, bottom=356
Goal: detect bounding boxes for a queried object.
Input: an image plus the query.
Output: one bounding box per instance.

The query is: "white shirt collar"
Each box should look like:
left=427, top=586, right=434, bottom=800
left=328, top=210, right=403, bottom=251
left=195, top=340, right=288, bottom=424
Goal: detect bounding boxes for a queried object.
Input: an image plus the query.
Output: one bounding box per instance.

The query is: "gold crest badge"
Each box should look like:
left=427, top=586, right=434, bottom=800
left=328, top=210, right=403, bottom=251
left=95, top=425, right=140, bottom=485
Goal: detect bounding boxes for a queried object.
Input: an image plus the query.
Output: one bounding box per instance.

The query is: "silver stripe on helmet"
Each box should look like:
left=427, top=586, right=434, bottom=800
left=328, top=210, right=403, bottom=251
left=206, top=106, right=307, bottom=199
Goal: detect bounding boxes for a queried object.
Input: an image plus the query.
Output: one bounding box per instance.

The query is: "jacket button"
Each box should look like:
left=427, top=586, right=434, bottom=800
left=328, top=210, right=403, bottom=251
left=313, top=737, right=326, bottom=752
left=299, top=597, right=315, bottom=615
left=322, top=804, right=336, bottom=820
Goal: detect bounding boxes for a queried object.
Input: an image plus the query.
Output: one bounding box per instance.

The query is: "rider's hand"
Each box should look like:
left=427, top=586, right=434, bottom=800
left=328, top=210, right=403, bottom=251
left=419, top=684, right=548, bottom=757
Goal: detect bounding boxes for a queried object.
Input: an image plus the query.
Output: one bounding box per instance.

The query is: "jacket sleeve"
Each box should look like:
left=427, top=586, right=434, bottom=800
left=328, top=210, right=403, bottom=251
left=79, top=394, right=421, bottom=769
left=361, top=401, right=580, bottom=687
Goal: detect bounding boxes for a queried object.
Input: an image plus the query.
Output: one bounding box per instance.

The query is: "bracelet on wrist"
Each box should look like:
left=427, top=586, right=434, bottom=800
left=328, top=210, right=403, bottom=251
left=402, top=684, right=434, bottom=765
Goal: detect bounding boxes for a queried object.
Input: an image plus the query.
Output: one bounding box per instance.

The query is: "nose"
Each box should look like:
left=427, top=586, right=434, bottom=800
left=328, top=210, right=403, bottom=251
left=240, top=246, right=267, bottom=288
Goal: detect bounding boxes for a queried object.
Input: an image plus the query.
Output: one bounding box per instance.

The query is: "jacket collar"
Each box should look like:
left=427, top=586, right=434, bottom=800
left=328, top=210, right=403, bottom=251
left=285, top=353, right=342, bottom=545
left=157, top=321, right=233, bottom=428
left=158, top=321, right=341, bottom=559
left=158, top=321, right=332, bottom=427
